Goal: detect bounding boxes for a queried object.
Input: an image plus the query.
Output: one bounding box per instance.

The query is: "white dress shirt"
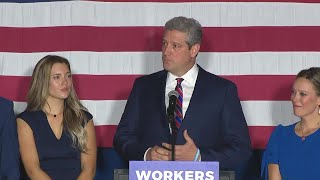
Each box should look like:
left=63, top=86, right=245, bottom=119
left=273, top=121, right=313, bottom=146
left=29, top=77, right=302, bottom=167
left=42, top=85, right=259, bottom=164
left=165, top=63, right=199, bottom=118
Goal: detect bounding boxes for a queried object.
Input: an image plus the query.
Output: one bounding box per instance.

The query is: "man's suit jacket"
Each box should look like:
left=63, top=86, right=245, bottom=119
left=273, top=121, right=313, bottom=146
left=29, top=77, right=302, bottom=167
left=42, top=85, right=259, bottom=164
left=0, top=97, right=20, bottom=179
left=113, top=65, right=251, bottom=169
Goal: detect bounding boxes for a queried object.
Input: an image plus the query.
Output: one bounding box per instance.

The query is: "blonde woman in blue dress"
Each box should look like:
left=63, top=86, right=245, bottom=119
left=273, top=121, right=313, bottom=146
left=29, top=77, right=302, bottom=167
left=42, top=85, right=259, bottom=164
left=262, top=67, right=320, bottom=180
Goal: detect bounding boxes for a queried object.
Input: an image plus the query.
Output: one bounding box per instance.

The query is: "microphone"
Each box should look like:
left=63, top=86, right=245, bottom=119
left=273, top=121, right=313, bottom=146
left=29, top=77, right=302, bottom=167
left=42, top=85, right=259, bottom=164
left=167, top=90, right=178, bottom=161
left=167, top=90, right=178, bottom=134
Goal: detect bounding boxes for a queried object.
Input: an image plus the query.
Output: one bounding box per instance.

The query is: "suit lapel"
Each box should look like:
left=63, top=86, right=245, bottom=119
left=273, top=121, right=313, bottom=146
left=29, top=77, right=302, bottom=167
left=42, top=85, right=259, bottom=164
left=157, top=70, right=169, bottom=127
left=183, top=66, right=206, bottom=123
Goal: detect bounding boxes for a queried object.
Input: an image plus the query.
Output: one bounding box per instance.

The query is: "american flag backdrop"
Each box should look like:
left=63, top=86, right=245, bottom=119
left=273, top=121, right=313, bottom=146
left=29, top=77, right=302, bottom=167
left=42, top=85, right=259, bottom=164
left=1, top=0, right=320, bottom=150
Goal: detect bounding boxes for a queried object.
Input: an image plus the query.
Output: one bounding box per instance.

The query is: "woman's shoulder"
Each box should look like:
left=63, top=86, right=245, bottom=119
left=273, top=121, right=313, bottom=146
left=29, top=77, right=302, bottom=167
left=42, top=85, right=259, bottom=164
left=82, top=110, right=93, bottom=120
left=274, top=123, right=296, bottom=131
left=269, top=123, right=297, bottom=139
left=79, top=110, right=93, bottom=127
left=18, top=109, right=41, bottom=116
left=17, top=110, right=43, bottom=122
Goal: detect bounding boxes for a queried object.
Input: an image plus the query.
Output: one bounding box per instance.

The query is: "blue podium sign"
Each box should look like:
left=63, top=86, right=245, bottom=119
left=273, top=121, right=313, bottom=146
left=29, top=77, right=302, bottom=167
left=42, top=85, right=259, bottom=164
left=129, top=161, right=219, bottom=180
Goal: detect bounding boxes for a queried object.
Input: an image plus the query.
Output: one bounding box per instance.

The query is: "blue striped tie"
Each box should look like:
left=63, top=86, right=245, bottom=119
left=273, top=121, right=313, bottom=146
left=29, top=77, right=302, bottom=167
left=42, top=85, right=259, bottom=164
left=175, top=78, right=184, bottom=129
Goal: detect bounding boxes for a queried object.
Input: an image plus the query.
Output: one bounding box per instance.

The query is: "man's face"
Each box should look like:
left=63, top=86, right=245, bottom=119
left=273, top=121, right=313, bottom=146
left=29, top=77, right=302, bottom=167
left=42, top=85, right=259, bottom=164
left=162, top=30, right=199, bottom=77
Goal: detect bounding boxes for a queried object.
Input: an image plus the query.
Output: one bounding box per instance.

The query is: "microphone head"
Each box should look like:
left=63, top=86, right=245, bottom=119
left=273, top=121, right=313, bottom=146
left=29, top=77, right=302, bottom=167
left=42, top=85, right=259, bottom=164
left=168, top=90, right=179, bottom=98
left=167, top=90, right=178, bottom=123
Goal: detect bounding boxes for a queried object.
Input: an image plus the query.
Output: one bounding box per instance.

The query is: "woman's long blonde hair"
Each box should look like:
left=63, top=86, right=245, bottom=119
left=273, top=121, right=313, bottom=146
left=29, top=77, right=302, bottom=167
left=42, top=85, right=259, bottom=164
left=27, top=55, right=89, bottom=152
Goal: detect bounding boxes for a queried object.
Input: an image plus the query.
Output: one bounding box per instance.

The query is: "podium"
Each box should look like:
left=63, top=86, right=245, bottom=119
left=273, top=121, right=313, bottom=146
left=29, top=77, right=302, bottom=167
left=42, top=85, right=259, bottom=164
left=114, top=161, right=235, bottom=180
left=114, top=169, right=235, bottom=180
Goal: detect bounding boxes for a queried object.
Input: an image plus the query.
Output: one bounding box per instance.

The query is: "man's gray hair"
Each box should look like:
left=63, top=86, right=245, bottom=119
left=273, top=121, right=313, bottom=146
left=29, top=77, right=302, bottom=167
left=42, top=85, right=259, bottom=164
left=165, top=16, right=202, bottom=49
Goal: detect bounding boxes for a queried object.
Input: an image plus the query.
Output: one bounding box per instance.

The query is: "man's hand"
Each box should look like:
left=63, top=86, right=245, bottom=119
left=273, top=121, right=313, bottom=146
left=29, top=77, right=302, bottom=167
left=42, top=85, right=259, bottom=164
left=146, top=145, right=171, bottom=161
left=162, top=130, right=198, bottom=161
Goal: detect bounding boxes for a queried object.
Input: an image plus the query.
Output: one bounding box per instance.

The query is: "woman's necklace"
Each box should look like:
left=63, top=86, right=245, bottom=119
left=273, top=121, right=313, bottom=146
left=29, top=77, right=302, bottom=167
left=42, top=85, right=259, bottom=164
left=44, top=110, right=63, bottom=118
left=300, top=120, right=320, bottom=141
left=301, top=122, right=306, bottom=141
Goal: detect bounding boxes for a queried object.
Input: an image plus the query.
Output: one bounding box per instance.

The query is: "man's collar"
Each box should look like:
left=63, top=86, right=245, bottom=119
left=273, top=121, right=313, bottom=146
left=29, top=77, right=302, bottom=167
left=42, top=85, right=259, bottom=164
left=167, top=63, right=199, bottom=85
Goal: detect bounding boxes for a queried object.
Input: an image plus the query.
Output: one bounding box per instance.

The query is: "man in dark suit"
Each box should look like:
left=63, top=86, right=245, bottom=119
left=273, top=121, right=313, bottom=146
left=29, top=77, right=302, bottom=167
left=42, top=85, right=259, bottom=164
left=0, top=97, right=20, bottom=179
left=113, top=16, right=251, bottom=171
